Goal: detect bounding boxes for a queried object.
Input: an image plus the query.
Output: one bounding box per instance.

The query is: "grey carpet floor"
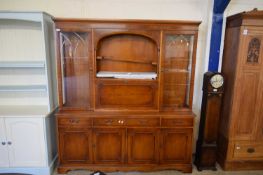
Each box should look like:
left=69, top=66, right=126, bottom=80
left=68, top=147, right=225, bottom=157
left=53, top=165, right=263, bottom=175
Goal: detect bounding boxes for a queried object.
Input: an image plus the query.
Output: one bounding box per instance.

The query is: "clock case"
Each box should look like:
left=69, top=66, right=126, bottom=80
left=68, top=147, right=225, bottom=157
left=194, top=71, right=224, bottom=170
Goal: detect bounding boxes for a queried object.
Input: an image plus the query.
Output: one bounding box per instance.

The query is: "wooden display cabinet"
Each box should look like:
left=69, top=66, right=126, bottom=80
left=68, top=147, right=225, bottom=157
left=55, top=19, right=200, bottom=173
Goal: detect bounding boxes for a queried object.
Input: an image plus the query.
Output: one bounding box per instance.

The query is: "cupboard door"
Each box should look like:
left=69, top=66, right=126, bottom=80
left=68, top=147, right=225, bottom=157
left=127, top=128, right=159, bottom=164
left=5, top=118, right=46, bottom=167
left=160, top=129, right=192, bottom=164
left=59, top=129, right=92, bottom=164
left=58, top=31, right=92, bottom=109
left=161, top=33, right=196, bottom=109
left=0, top=118, right=9, bottom=167
left=93, top=128, right=125, bottom=164
left=232, top=28, right=263, bottom=140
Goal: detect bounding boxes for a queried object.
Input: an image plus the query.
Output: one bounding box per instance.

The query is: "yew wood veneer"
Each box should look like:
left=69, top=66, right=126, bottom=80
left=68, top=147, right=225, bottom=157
left=54, top=19, right=200, bottom=173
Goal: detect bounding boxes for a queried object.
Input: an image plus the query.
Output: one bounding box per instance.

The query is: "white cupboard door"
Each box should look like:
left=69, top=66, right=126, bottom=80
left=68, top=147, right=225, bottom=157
left=5, top=118, right=46, bottom=167
left=0, top=118, right=9, bottom=167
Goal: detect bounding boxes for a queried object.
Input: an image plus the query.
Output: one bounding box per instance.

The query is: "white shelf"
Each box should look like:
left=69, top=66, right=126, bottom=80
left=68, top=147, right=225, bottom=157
left=96, top=71, right=157, bottom=79
left=0, top=85, right=47, bottom=92
left=0, top=105, right=49, bottom=117
left=0, top=61, right=45, bottom=68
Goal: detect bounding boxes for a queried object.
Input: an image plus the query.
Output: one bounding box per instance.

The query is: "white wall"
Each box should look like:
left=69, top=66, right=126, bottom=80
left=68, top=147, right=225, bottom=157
left=0, top=0, right=263, bottom=149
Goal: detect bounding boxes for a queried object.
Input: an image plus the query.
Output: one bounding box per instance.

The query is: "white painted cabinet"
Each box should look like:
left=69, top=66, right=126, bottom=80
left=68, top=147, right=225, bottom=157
left=0, top=118, right=9, bottom=167
left=4, top=118, right=46, bottom=167
left=0, top=11, right=58, bottom=175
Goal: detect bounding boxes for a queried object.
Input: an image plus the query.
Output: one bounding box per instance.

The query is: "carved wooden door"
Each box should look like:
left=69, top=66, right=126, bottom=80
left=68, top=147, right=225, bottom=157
left=59, top=129, right=92, bottom=164
left=93, top=128, right=125, bottom=164
left=160, top=128, right=192, bottom=164
left=127, top=128, right=159, bottom=164
left=232, top=27, right=263, bottom=140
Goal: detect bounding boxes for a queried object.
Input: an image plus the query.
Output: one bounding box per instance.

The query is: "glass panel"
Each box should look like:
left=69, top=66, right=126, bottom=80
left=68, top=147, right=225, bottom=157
left=163, top=34, right=194, bottom=108
left=60, top=32, right=90, bottom=108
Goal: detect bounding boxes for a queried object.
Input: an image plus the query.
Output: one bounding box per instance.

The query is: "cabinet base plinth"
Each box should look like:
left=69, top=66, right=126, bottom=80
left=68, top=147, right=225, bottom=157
left=57, top=164, right=192, bottom=174
left=218, top=159, right=263, bottom=171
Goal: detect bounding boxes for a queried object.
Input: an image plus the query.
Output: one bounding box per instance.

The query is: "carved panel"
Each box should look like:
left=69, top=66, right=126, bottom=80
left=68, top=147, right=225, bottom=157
left=247, top=38, right=261, bottom=63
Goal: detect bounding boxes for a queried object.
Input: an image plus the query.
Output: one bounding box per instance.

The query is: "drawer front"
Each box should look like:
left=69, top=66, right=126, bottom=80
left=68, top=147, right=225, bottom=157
left=96, top=80, right=158, bottom=109
left=58, top=117, right=91, bottom=128
left=233, top=142, right=263, bottom=160
left=125, top=118, right=159, bottom=127
left=161, top=118, right=193, bottom=127
left=93, top=118, right=160, bottom=127
left=93, top=118, right=126, bottom=126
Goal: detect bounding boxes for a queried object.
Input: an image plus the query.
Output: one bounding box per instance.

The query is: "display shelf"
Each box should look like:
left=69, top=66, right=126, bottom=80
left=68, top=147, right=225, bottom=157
left=0, top=61, right=45, bottom=68
left=0, top=105, right=49, bottom=117
left=96, top=71, right=157, bottom=79
left=0, top=85, right=47, bottom=92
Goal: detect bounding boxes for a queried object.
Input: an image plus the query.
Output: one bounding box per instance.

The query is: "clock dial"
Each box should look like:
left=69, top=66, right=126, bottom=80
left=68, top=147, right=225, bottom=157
left=210, top=74, right=224, bottom=88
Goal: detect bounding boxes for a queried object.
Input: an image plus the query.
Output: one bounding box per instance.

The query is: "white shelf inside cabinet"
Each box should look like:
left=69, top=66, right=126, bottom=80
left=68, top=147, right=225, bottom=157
left=0, top=61, right=45, bottom=68
left=0, top=105, right=49, bottom=117
left=0, top=85, right=47, bottom=92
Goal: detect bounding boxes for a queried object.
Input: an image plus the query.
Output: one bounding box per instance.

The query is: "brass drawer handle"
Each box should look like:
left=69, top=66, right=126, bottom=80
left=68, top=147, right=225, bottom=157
left=105, top=119, right=113, bottom=125
left=247, top=148, right=255, bottom=153
left=69, top=119, right=80, bottom=124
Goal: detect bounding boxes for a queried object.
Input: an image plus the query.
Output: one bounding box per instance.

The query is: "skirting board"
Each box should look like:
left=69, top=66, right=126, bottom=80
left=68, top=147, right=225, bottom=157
left=0, top=155, right=57, bottom=175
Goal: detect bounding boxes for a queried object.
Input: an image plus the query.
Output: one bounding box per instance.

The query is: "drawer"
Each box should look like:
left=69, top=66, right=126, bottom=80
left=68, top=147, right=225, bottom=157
left=125, top=118, right=159, bottom=126
left=58, top=117, right=91, bottom=127
left=161, top=118, right=193, bottom=127
left=93, top=118, right=160, bottom=127
left=233, top=142, right=263, bottom=160
left=93, top=118, right=125, bottom=126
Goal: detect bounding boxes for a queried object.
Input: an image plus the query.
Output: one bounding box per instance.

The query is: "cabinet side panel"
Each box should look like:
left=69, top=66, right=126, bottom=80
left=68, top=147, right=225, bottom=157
left=220, top=27, right=241, bottom=138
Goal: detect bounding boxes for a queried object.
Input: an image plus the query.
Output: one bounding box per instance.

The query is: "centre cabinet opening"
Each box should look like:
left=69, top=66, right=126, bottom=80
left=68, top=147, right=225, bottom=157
left=96, top=33, right=159, bottom=80
left=95, top=33, right=159, bottom=109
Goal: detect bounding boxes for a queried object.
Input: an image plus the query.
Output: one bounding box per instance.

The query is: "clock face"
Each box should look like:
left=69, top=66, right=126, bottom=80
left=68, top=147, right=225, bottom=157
left=210, top=74, right=224, bottom=89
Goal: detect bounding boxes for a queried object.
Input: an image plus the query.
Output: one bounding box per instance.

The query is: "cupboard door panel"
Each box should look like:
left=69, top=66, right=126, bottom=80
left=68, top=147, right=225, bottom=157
left=59, top=129, right=92, bottom=164
left=127, top=129, right=159, bottom=164
left=5, top=118, right=46, bottom=167
left=0, top=118, right=9, bottom=167
left=233, top=71, right=261, bottom=139
left=93, top=128, right=125, bottom=164
left=160, top=129, right=192, bottom=164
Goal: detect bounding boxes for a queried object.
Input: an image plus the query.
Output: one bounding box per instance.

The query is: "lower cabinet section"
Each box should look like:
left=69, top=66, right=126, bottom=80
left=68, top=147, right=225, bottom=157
left=57, top=115, right=194, bottom=173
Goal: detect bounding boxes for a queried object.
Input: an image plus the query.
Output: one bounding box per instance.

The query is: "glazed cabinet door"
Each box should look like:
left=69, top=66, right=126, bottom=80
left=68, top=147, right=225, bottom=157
left=160, top=129, right=192, bottom=164
left=93, top=128, right=125, bottom=164
left=0, top=118, right=9, bottom=167
left=127, top=128, right=159, bottom=164
left=232, top=27, right=263, bottom=140
left=59, top=129, right=92, bottom=164
left=57, top=30, right=93, bottom=110
left=161, top=32, right=196, bottom=109
left=5, top=118, right=46, bottom=167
